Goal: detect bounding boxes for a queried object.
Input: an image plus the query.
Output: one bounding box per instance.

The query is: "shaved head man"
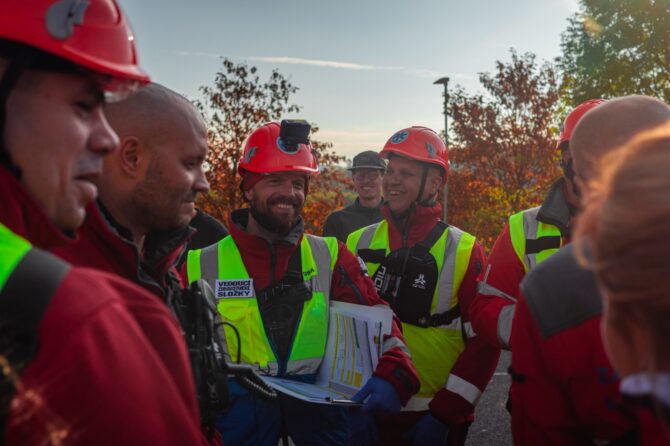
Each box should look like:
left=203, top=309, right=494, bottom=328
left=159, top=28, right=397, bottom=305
left=571, top=95, right=670, bottom=188
left=509, top=95, right=670, bottom=446
left=54, top=82, right=210, bottom=295
left=100, top=83, right=209, bottom=246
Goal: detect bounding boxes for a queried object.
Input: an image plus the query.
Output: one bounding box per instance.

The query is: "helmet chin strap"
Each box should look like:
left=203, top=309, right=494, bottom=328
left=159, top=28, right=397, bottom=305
left=0, top=49, right=36, bottom=178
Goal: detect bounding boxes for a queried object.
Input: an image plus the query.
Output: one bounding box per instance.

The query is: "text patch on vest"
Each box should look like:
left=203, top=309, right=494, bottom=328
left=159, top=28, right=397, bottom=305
left=215, top=279, right=254, bottom=299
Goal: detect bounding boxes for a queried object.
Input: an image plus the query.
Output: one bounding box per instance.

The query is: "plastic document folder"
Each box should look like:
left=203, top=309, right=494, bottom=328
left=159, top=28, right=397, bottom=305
left=261, top=301, right=393, bottom=405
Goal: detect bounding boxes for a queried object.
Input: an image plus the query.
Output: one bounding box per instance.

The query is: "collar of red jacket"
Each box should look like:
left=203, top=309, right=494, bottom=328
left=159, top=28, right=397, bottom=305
left=92, top=200, right=194, bottom=281
left=381, top=201, right=443, bottom=249
left=0, top=166, right=75, bottom=250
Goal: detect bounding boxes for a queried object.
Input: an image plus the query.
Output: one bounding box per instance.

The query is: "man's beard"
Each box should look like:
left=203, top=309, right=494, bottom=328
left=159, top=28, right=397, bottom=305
left=250, top=195, right=302, bottom=236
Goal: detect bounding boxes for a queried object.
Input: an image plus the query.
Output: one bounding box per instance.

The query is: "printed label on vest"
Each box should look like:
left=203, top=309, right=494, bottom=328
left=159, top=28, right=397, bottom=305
left=215, top=279, right=254, bottom=299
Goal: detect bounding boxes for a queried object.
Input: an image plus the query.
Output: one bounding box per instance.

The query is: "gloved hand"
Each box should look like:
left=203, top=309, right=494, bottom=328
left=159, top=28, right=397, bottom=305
left=402, top=412, right=449, bottom=446
left=351, top=377, right=401, bottom=415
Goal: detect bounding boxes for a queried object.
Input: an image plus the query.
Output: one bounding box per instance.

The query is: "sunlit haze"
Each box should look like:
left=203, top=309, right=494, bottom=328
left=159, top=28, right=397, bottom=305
left=119, top=0, right=578, bottom=159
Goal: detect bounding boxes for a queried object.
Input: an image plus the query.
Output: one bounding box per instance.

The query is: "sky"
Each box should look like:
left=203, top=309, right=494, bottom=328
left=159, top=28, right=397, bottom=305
left=118, top=0, right=580, bottom=160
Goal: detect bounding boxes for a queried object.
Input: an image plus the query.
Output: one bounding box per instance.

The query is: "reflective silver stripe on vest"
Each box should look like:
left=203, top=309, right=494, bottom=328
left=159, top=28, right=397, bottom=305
left=434, top=225, right=464, bottom=320
left=356, top=223, right=381, bottom=254
left=521, top=207, right=541, bottom=271
left=497, top=304, right=515, bottom=350
left=200, top=241, right=224, bottom=293
left=285, top=357, right=324, bottom=376
left=445, top=374, right=482, bottom=406
left=304, top=235, right=333, bottom=296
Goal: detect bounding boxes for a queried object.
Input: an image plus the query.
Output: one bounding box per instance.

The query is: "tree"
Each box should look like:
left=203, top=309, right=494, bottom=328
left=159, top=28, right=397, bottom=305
left=559, top=0, right=670, bottom=105
left=447, top=50, right=561, bottom=247
left=196, top=58, right=348, bottom=233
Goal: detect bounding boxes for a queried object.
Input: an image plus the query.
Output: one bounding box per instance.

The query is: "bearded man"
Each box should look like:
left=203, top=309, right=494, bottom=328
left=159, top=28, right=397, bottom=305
left=186, top=120, right=420, bottom=446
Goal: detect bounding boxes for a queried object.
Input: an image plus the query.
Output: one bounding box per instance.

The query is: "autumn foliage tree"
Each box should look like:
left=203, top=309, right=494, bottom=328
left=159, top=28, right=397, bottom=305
left=447, top=50, right=561, bottom=247
left=196, top=58, right=348, bottom=233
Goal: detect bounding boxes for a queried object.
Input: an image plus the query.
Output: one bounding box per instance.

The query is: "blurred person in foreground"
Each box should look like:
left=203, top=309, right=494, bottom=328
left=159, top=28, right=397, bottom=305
left=576, top=123, right=670, bottom=445
left=510, top=95, right=670, bottom=445
left=323, top=150, right=385, bottom=242
left=0, top=1, right=209, bottom=444
left=52, top=82, right=225, bottom=440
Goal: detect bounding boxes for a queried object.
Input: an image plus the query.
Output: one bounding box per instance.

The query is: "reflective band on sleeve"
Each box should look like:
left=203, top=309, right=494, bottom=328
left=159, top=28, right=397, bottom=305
left=463, top=321, right=476, bottom=339
left=497, top=304, right=515, bottom=350
left=476, top=280, right=517, bottom=303
left=402, top=396, right=432, bottom=412
left=445, top=374, right=482, bottom=406
left=381, top=336, right=411, bottom=357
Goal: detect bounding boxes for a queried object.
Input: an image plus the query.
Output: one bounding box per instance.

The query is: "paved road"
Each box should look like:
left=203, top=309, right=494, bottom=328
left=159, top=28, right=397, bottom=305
left=466, top=351, right=512, bottom=446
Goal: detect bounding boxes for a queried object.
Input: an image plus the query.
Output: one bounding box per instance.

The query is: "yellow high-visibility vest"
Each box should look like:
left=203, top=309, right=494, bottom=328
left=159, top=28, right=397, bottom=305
left=347, top=220, right=476, bottom=410
left=508, top=207, right=564, bottom=272
left=187, top=234, right=338, bottom=376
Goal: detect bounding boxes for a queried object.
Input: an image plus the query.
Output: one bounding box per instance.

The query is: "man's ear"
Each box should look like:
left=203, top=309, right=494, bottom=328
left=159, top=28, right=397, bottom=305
left=118, top=136, right=145, bottom=178
left=426, top=168, right=443, bottom=196
left=243, top=187, right=253, bottom=203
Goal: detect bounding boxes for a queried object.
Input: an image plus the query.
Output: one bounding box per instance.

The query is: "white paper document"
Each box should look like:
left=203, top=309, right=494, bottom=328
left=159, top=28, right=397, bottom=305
left=260, top=301, right=393, bottom=405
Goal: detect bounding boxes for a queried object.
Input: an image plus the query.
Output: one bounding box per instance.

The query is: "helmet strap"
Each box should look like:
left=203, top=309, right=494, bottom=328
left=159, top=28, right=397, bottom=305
left=0, top=49, right=36, bottom=178
left=416, top=165, right=437, bottom=206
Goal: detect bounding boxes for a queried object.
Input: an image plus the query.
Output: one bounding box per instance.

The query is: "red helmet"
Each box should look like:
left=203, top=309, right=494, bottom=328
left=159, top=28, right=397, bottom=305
left=556, top=99, right=607, bottom=150
left=381, top=126, right=448, bottom=183
left=0, top=0, right=149, bottom=98
left=238, top=121, right=318, bottom=176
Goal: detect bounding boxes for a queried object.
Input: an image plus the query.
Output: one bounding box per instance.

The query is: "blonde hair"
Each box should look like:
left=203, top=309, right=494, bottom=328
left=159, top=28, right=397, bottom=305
left=576, top=123, right=670, bottom=373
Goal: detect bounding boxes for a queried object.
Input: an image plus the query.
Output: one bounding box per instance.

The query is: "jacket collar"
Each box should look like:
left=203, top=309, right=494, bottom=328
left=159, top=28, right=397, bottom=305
left=0, top=166, right=74, bottom=250
left=91, top=200, right=194, bottom=284
left=537, top=177, right=572, bottom=235
left=381, top=201, right=443, bottom=249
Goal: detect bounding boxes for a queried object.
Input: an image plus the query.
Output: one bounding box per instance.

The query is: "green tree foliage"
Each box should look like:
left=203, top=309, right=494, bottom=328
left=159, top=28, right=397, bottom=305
left=196, top=58, right=347, bottom=232
left=448, top=50, right=561, bottom=248
left=559, top=0, right=670, bottom=105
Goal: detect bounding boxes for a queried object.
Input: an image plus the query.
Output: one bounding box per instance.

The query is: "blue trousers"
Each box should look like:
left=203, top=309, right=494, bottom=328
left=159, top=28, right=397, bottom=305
left=217, top=380, right=350, bottom=446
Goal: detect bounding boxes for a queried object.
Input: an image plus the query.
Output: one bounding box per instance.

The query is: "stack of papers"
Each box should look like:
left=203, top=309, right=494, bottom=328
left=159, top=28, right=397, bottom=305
left=261, top=301, right=393, bottom=405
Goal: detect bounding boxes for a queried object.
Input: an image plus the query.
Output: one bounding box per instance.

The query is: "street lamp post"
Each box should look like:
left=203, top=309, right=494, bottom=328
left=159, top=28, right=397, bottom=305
left=434, top=76, right=450, bottom=223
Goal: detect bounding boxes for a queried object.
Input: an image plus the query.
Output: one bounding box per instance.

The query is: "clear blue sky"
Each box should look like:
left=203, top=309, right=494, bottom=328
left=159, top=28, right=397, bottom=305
left=118, top=0, right=579, bottom=160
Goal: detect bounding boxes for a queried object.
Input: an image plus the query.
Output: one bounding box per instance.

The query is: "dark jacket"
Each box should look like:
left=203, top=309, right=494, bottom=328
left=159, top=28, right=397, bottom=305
left=323, top=198, right=383, bottom=242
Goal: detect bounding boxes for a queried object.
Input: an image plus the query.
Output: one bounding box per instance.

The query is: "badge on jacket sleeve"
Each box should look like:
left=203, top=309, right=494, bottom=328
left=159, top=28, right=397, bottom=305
left=215, top=279, right=254, bottom=298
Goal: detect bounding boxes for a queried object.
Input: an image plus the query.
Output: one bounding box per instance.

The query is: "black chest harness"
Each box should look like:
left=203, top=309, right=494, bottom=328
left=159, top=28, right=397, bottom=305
left=358, top=221, right=461, bottom=328
left=255, top=248, right=312, bottom=375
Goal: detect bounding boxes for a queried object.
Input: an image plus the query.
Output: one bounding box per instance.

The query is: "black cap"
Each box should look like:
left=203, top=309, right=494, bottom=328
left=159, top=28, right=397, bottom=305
left=349, top=150, right=386, bottom=171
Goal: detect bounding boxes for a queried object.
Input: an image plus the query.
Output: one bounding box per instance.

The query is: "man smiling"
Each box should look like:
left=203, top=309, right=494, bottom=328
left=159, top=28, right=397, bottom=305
left=54, top=82, right=210, bottom=299
left=323, top=150, right=385, bottom=242
left=187, top=120, right=419, bottom=446
left=347, top=126, right=499, bottom=446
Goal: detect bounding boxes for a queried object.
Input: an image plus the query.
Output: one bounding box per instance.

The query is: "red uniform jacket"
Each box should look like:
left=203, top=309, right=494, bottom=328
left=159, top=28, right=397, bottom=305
left=0, top=167, right=209, bottom=445
left=379, top=203, right=499, bottom=426
left=225, top=208, right=420, bottom=404
left=471, top=178, right=571, bottom=349
left=510, top=244, right=635, bottom=445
